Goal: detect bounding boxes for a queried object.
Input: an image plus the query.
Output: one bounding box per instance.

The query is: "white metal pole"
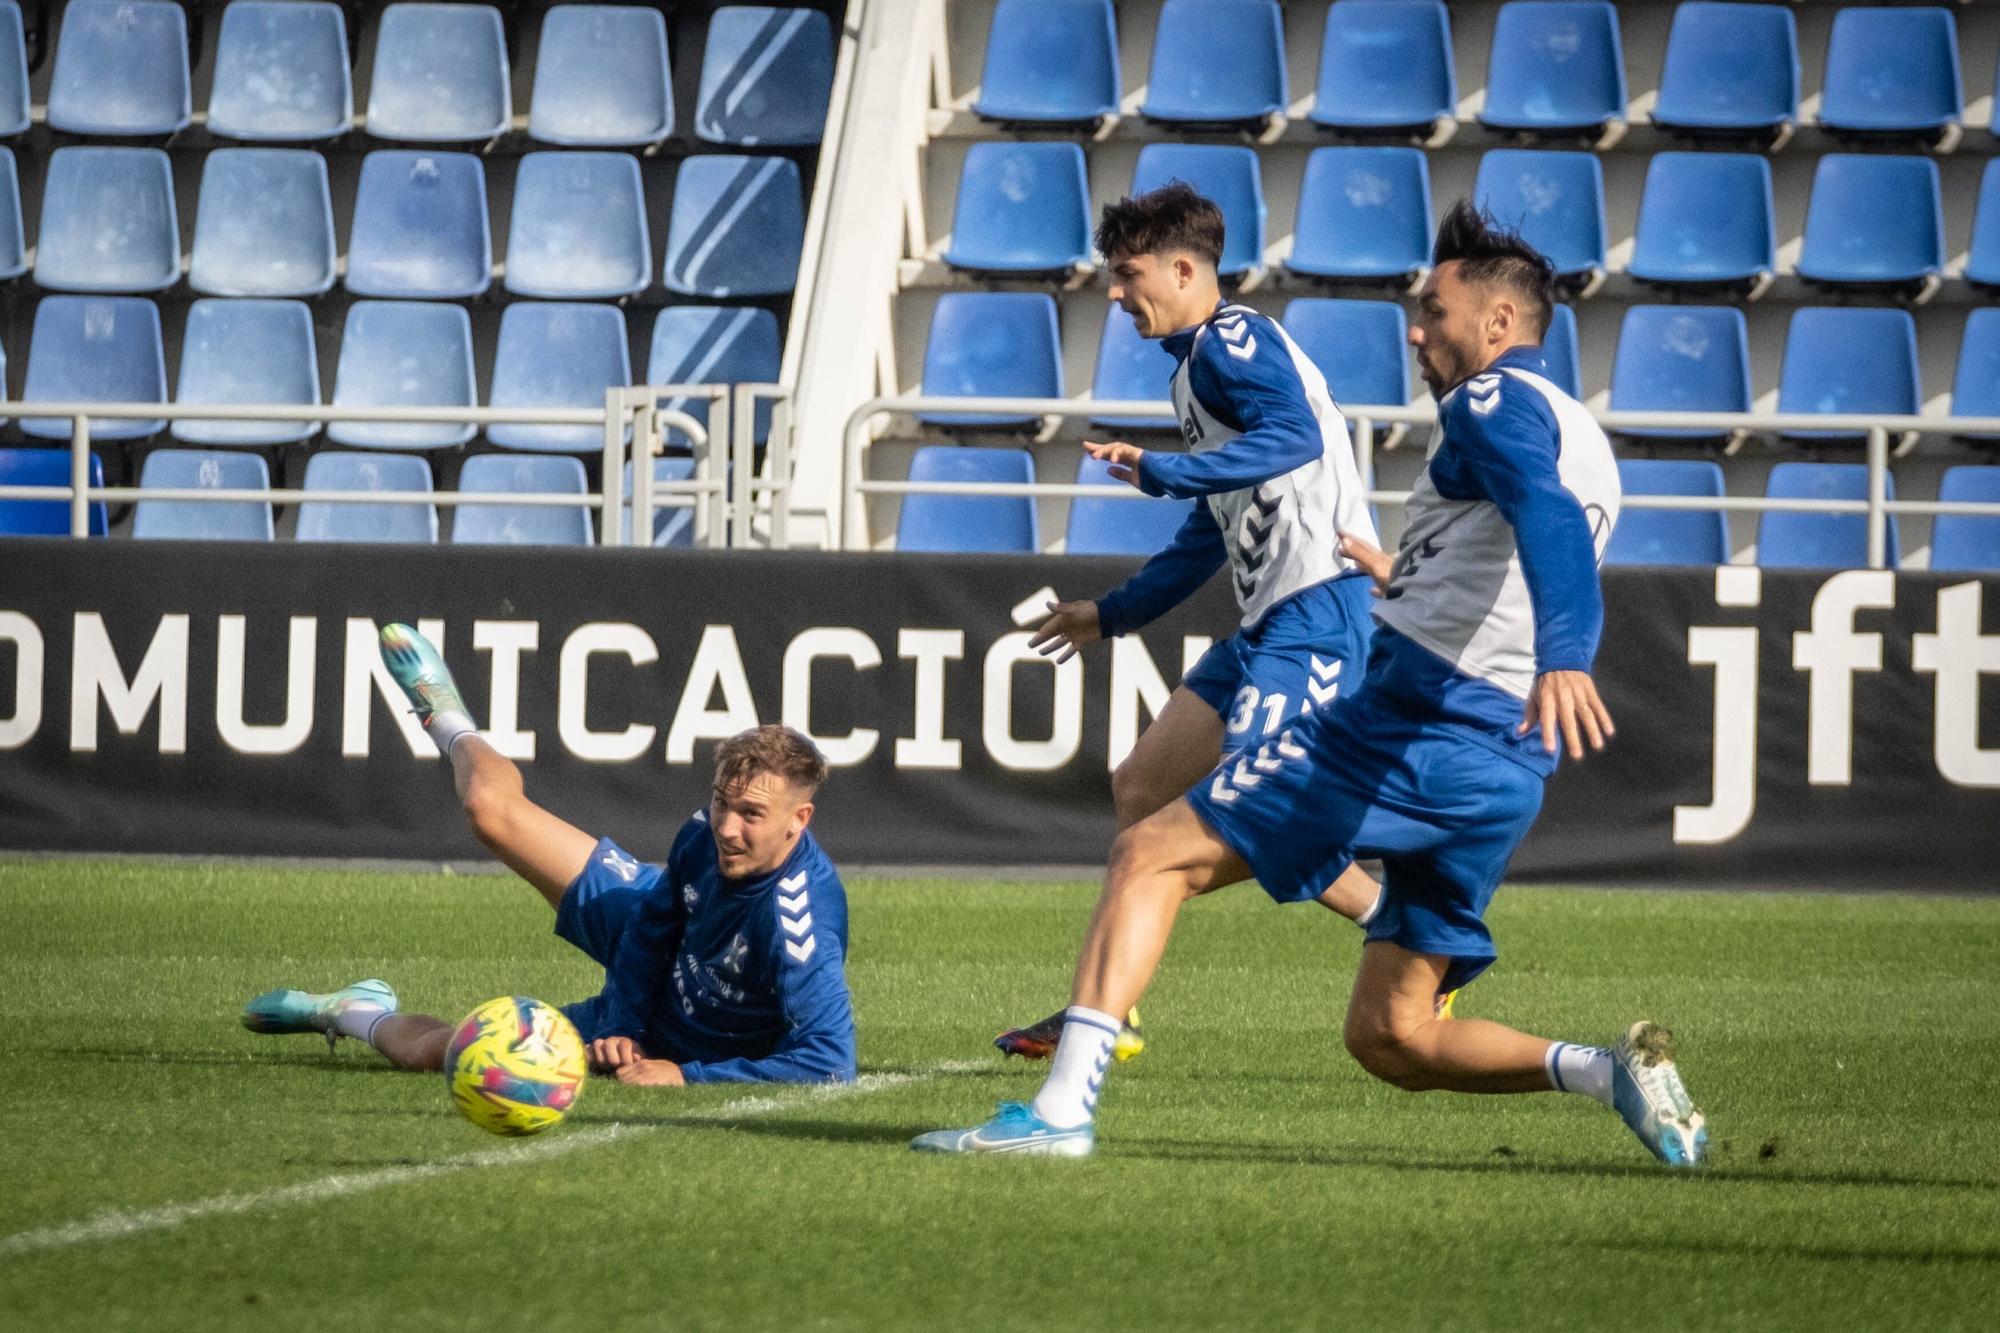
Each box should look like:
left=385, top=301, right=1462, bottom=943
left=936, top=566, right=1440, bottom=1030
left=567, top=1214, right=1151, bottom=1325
left=69, top=416, right=91, bottom=538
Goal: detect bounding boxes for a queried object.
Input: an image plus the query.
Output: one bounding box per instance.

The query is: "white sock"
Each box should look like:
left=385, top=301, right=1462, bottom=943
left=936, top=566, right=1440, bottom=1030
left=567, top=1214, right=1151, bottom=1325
left=1354, top=885, right=1385, bottom=929
left=1546, top=1042, right=1615, bottom=1106
left=1029, top=1007, right=1121, bottom=1129
left=427, top=711, right=478, bottom=756
left=331, top=1002, right=394, bottom=1046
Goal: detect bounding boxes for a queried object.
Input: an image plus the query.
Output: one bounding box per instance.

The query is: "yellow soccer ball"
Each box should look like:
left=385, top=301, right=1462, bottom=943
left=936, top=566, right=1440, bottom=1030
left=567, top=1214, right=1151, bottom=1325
left=444, top=996, right=588, bottom=1136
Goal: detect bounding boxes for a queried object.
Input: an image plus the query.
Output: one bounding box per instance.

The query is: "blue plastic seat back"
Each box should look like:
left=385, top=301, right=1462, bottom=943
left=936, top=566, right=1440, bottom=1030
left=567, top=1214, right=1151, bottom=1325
left=488, top=303, right=632, bottom=453
left=1969, top=159, right=2000, bottom=288
left=1953, top=308, right=2000, bottom=430
left=942, top=142, right=1091, bottom=275
left=298, top=453, right=438, bottom=544
left=1282, top=299, right=1408, bottom=413
left=1610, top=306, right=1751, bottom=440
left=1606, top=459, right=1728, bottom=567
left=1540, top=303, right=1580, bottom=399
left=1131, top=145, right=1265, bottom=280
left=530, top=5, right=673, bottom=146
left=133, top=450, right=274, bottom=541
left=209, top=1, right=352, bottom=141
left=0, top=146, right=22, bottom=279
left=1473, top=150, right=1604, bottom=279
left=1480, top=1, right=1625, bottom=132
left=173, top=299, right=320, bottom=446
left=346, top=151, right=492, bottom=298
left=0, top=448, right=107, bottom=535
left=506, top=152, right=651, bottom=299
left=649, top=305, right=781, bottom=447
left=35, top=147, right=179, bottom=293
left=1820, top=6, right=1961, bottom=134
left=697, top=7, right=833, bottom=146
left=1142, top=0, right=1285, bottom=124
left=1930, top=467, right=2000, bottom=573
left=329, top=301, right=477, bottom=450
left=1289, top=147, right=1432, bottom=281
left=621, top=456, right=701, bottom=547
left=1759, top=462, right=1896, bottom=570
left=1779, top=307, right=1920, bottom=442
left=920, top=292, right=1062, bottom=428
left=48, top=0, right=190, bottom=135
left=1653, top=3, right=1797, bottom=134
left=898, top=446, right=1039, bottom=553
left=1067, top=454, right=1194, bottom=556
left=190, top=148, right=336, bottom=297
left=1313, top=1, right=1454, bottom=131
left=975, top=0, right=1119, bottom=124
left=663, top=154, right=803, bottom=297
left=1090, top=305, right=1179, bottom=430
left=453, top=454, right=593, bottom=546
left=21, top=296, right=166, bottom=440
left=1798, top=155, right=1943, bottom=287
left=0, top=1, right=27, bottom=136
left=367, top=3, right=509, bottom=142
left=1629, top=153, right=1774, bottom=285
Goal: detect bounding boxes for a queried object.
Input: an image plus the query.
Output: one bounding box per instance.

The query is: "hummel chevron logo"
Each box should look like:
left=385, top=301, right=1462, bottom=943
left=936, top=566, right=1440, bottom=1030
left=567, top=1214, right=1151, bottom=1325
left=778, top=890, right=809, bottom=914
left=1208, top=769, right=1238, bottom=804
left=1234, top=573, right=1257, bottom=601
left=780, top=912, right=814, bottom=938
left=1229, top=758, right=1260, bottom=789
left=1467, top=373, right=1502, bottom=417
left=1250, top=490, right=1280, bottom=517
left=779, top=872, right=807, bottom=893
left=1276, top=730, right=1306, bottom=759
left=1251, top=742, right=1283, bottom=774
left=784, top=937, right=817, bottom=964
left=1208, top=756, right=1266, bottom=806
left=1307, top=655, right=1343, bottom=705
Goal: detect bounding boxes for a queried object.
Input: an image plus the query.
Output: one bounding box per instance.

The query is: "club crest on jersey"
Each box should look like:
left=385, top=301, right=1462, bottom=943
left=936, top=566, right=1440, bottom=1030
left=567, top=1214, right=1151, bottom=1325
left=722, top=932, right=749, bottom=974
left=1466, top=374, right=1502, bottom=417
left=600, top=847, right=640, bottom=882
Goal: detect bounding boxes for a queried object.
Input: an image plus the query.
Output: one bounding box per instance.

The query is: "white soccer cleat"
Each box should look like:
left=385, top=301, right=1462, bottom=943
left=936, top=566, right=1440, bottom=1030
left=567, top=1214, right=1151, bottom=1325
left=910, top=1101, right=1095, bottom=1157
left=1610, top=1020, right=1708, bottom=1168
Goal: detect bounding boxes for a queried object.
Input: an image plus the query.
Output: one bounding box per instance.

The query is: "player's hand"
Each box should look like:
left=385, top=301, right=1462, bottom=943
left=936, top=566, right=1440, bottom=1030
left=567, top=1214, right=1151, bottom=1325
left=1519, top=670, right=1616, bottom=761
left=615, top=1059, right=685, bottom=1087
left=1337, top=530, right=1394, bottom=595
left=1027, top=598, right=1102, bottom=663
left=1083, top=439, right=1146, bottom=488
left=587, top=1036, right=646, bottom=1071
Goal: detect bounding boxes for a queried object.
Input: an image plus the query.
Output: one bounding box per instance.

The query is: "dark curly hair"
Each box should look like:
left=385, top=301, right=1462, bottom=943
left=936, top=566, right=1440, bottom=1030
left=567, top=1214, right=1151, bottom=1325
left=1432, top=200, right=1556, bottom=340
left=1094, top=182, right=1225, bottom=267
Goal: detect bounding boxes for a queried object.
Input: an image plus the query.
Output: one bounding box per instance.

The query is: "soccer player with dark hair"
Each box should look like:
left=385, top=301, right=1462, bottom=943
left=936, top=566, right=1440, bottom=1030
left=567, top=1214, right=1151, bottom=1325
left=241, top=626, right=856, bottom=1087
left=917, top=203, right=1708, bottom=1166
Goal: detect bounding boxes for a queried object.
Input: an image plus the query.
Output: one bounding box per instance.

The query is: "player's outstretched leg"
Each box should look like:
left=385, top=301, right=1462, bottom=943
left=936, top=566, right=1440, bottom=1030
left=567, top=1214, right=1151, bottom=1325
left=995, top=1007, right=1145, bottom=1062
left=380, top=623, right=478, bottom=752
left=241, top=979, right=398, bottom=1053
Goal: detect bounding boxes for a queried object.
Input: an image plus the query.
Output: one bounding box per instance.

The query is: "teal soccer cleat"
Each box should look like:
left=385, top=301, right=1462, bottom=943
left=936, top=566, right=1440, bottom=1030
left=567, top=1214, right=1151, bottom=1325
left=1610, top=1020, right=1708, bottom=1168
left=910, top=1101, right=1094, bottom=1157
left=241, top=979, right=398, bottom=1052
left=378, top=623, right=465, bottom=727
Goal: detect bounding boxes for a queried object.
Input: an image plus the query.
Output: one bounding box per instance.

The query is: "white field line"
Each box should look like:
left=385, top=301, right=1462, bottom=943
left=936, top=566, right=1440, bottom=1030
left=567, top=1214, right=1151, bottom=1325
left=0, top=1061, right=986, bottom=1261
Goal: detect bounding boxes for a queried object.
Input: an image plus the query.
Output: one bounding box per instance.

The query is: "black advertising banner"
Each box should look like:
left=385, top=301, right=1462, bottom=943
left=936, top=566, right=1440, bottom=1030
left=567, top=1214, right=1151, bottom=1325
left=1, top=539, right=1995, bottom=889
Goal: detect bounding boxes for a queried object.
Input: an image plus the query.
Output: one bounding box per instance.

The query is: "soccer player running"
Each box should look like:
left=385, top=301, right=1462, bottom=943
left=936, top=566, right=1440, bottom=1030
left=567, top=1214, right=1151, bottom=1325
left=241, top=626, right=857, bottom=1087
left=994, top=182, right=1392, bottom=1063
left=916, top=203, right=1708, bottom=1166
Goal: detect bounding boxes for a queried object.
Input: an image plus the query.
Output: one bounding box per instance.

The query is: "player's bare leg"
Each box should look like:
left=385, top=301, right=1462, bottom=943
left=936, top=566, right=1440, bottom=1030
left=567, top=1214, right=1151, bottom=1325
left=367, top=1015, right=453, bottom=1071
left=446, top=734, right=596, bottom=910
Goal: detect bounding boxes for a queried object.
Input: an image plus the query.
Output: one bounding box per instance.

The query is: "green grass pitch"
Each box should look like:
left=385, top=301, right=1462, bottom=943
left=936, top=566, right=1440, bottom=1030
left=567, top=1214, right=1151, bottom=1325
left=3, top=858, right=1997, bottom=1331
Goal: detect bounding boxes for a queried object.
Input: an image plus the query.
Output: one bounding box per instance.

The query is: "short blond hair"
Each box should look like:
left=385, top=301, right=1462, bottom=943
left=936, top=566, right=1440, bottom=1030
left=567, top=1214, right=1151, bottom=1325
left=712, top=724, right=828, bottom=800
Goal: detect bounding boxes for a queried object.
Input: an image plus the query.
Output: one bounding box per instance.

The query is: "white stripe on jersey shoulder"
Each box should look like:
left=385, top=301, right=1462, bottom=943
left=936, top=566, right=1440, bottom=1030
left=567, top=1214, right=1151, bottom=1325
left=1202, top=304, right=1263, bottom=362
left=1464, top=372, right=1503, bottom=416
left=692, top=808, right=708, bottom=823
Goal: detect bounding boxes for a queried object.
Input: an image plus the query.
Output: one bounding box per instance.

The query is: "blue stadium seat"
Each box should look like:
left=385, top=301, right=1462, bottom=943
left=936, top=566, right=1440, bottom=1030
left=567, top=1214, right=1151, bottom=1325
left=1930, top=467, right=2000, bottom=574
left=1819, top=6, right=1961, bottom=139
left=0, top=146, right=22, bottom=279
left=1652, top=3, right=1797, bottom=137
left=942, top=142, right=1091, bottom=276
left=366, top=3, right=509, bottom=142
left=1779, top=308, right=1920, bottom=444
left=1066, top=455, right=1194, bottom=556
left=1131, top=145, right=1265, bottom=281
left=1951, top=308, right=2000, bottom=440
left=208, top=1, right=352, bottom=141
left=1479, top=1, right=1625, bottom=135
left=1473, top=150, right=1604, bottom=285
left=697, top=7, right=833, bottom=147
left=1142, top=0, right=1285, bottom=127
left=1090, top=305, right=1179, bottom=431
left=1541, top=303, right=1580, bottom=399
left=1312, top=1, right=1454, bottom=133
left=897, top=446, right=1038, bottom=553
left=663, top=155, right=803, bottom=298
left=1758, top=463, right=1896, bottom=570
left=189, top=149, right=336, bottom=298
left=1965, top=159, right=2000, bottom=290
left=297, top=453, right=439, bottom=544
left=47, top=0, right=190, bottom=136
left=529, top=5, right=674, bottom=146
left=345, top=151, right=491, bottom=299
left=1605, top=459, right=1729, bottom=568
left=132, top=450, right=274, bottom=542
left=1282, top=298, right=1409, bottom=414
left=172, top=299, right=320, bottom=447
left=1798, top=155, right=1943, bottom=291
left=453, top=455, right=593, bottom=547
left=919, top=293, right=1061, bottom=429
left=974, top=0, right=1119, bottom=125
left=21, top=297, right=166, bottom=441
left=328, top=302, right=477, bottom=451
left=625, top=456, right=701, bottom=548
left=487, top=303, right=631, bottom=454
left=505, top=152, right=651, bottom=300
left=1609, top=306, right=1752, bottom=443
left=34, top=147, right=179, bottom=294
left=1628, top=153, right=1774, bottom=289
left=0, top=449, right=108, bottom=536
left=649, top=306, right=782, bottom=448
left=1288, top=147, right=1432, bottom=284
left=0, top=1, right=27, bottom=137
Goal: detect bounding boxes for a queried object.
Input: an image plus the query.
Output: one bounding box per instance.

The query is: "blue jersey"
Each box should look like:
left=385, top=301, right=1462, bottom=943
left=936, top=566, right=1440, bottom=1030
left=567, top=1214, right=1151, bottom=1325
left=555, top=815, right=857, bottom=1085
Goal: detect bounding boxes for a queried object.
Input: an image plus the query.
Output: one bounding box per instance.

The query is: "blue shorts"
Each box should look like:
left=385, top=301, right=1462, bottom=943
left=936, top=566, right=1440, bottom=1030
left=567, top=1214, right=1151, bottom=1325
left=553, top=838, right=674, bottom=1048
left=1184, top=690, right=1545, bottom=993
left=1182, top=575, right=1375, bottom=758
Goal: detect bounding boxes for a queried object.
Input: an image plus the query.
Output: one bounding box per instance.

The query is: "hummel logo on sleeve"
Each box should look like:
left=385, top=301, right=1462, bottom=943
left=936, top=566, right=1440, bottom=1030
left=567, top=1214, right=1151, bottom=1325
left=778, top=871, right=816, bottom=963
left=1467, top=374, right=1502, bottom=417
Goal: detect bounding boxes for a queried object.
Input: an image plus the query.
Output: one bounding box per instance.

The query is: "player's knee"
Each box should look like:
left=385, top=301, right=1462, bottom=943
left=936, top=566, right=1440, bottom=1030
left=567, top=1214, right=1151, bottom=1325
left=460, top=781, right=518, bottom=850
left=1106, top=820, right=1186, bottom=901
left=1342, top=1013, right=1433, bottom=1091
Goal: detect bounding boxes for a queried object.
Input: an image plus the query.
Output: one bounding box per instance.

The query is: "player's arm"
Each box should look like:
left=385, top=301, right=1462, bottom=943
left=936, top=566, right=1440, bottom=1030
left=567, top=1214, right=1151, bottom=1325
left=678, top=907, right=857, bottom=1086
left=1132, top=322, right=1324, bottom=500
left=1088, top=502, right=1227, bottom=639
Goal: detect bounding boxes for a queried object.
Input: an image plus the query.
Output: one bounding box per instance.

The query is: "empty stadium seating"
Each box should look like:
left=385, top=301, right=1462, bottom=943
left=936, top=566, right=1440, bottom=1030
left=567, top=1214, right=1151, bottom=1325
left=1283, top=299, right=1410, bottom=415
left=188, top=149, right=338, bottom=299
left=1817, top=5, right=1961, bottom=140
left=663, top=154, right=804, bottom=297
left=453, top=455, right=594, bottom=547
left=1312, top=0, right=1454, bottom=133
left=1952, top=309, right=2000, bottom=440
left=132, top=451, right=275, bottom=542
left=1131, top=145, right=1265, bottom=281
left=47, top=0, right=191, bottom=136
left=919, top=293, right=1062, bottom=428
left=1627, top=153, right=1775, bottom=290
left=1758, top=462, right=1896, bottom=570
left=1142, top=0, right=1286, bottom=127
left=345, top=151, right=492, bottom=299
left=1609, top=306, right=1752, bottom=442
left=35, top=148, right=180, bottom=294
left=1605, top=459, right=1729, bottom=568
left=1090, top=307, right=1180, bottom=431
left=943, top=142, right=1092, bottom=275
left=1065, top=456, right=1193, bottom=556
left=1966, top=160, right=2000, bottom=291
left=365, top=3, right=510, bottom=142
left=1472, top=150, right=1604, bottom=285
left=1479, top=1, right=1625, bottom=135
left=529, top=5, right=674, bottom=146
left=628, top=456, right=702, bottom=547
left=650, top=306, right=783, bottom=447
left=1651, top=3, right=1797, bottom=137
left=1930, top=468, right=2000, bottom=574
left=486, top=303, right=633, bottom=454
left=1797, top=155, right=1944, bottom=291
left=697, top=7, right=834, bottom=146
left=504, top=152, right=652, bottom=300
left=974, top=0, right=1119, bottom=125
left=1778, top=308, right=1921, bottom=443
left=0, top=448, right=107, bottom=536
left=0, top=147, right=21, bottom=280
left=207, top=1, right=353, bottom=141
left=20, top=297, right=167, bottom=441
left=897, top=446, right=1038, bottom=553
left=172, top=299, right=320, bottom=447
left=327, top=302, right=478, bottom=452
left=296, top=452, right=439, bottom=544
left=1541, top=305, right=1580, bottom=400
left=0, top=1, right=27, bottom=137
left=1287, top=147, right=1433, bottom=284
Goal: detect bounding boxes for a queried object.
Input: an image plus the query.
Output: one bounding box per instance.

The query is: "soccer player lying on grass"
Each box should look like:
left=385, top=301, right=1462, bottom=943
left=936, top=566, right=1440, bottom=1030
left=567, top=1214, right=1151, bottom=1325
left=995, top=182, right=1410, bottom=1064
left=242, top=627, right=857, bottom=1087
left=915, top=203, right=1708, bottom=1166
